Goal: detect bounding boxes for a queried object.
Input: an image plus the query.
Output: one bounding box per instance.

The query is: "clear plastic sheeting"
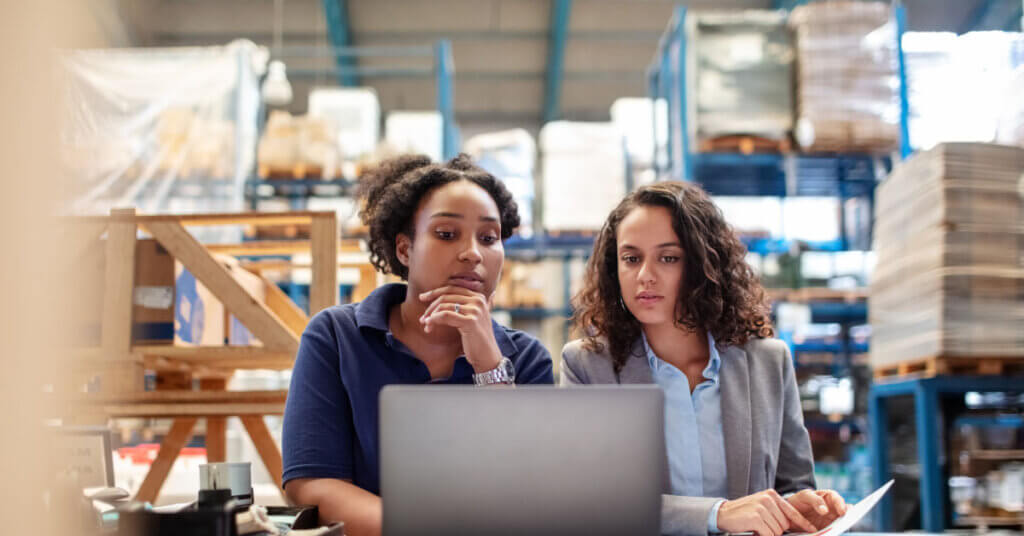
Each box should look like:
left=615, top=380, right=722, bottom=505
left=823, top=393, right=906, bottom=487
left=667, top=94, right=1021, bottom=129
left=789, top=1, right=900, bottom=154
left=464, top=129, right=536, bottom=237
left=904, top=31, right=1024, bottom=150
left=61, top=40, right=267, bottom=241
left=610, top=97, right=667, bottom=173
left=688, top=10, right=794, bottom=142
left=998, top=65, right=1024, bottom=147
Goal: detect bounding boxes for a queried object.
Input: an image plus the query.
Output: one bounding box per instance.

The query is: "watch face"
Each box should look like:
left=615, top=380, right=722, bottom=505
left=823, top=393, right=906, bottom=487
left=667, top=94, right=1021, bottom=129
left=500, top=358, right=515, bottom=381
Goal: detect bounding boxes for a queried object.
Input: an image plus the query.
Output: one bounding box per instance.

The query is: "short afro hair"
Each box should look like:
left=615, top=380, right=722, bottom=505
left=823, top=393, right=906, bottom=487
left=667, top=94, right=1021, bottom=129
left=356, top=153, right=520, bottom=279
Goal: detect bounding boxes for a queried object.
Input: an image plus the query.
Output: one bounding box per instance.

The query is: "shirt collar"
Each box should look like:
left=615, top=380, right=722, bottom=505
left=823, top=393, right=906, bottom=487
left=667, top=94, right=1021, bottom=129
left=643, top=330, right=722, bottom=384
left=354, top=282, right=519, bottom=357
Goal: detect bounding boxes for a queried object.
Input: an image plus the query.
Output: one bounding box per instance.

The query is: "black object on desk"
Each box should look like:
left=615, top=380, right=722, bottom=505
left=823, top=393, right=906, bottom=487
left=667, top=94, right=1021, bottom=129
left=117, top=503, right=240, bottom=536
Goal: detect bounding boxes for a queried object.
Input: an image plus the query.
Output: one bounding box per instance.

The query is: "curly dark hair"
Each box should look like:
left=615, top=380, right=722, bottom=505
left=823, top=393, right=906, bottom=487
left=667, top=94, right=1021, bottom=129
left=356, top=153, right=520, bottom=279
left=571, top=181, right=773, bottom=373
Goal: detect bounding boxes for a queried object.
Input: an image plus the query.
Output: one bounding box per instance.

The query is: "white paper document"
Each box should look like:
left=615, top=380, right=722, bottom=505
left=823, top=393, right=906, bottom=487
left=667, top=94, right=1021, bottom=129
left=789, top=479, right=895, bottom=536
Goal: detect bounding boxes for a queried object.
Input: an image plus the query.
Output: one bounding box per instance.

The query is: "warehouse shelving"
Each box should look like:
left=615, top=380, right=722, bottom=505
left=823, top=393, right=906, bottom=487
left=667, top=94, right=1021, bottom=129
left=869, top=376, right=1024, bottom=532
left=646, top=5, right=909, bottom=249
left=644, top=2, right=913, bottom=512
left=245, top=41, right=457, bottom=211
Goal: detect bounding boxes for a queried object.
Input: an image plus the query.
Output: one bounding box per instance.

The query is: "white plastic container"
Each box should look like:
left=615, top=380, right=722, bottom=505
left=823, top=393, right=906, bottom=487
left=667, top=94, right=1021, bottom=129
left=308, top=87, right=380, bottom=159
left=385, top=111, right=443, bottom=162
left=464, top=129, right=537, bottom=236
left=610, top=97, right=668, bottom=170
left=539, top=121, right=626, bottom=232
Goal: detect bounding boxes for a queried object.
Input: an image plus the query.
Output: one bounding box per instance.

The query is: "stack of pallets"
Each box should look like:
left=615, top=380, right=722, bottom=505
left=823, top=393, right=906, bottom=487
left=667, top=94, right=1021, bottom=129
left=871, top=143, right=1024, bottom=377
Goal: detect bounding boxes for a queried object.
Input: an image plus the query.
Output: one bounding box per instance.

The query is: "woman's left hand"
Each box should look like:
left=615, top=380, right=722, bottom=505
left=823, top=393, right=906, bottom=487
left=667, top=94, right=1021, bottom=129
left=785, top=489, right=848, bottom=531
left=419, top=285, right=502, bottom=373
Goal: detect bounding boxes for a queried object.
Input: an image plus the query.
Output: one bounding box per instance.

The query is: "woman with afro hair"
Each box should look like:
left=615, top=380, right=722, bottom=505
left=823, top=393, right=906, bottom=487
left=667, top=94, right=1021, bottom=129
left=282, top=154, right=553, bottom=535
left=561, top=181, right=847, bottom=536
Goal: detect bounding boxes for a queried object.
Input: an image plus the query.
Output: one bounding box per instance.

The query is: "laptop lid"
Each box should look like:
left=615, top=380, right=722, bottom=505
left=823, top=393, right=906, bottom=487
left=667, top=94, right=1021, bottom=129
left=380, top=385, right=665, bottom=536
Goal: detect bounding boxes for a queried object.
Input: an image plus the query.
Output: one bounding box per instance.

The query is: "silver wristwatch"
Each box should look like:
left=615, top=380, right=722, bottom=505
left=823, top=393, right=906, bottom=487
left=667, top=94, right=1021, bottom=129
left=473, top=357, right=515, bottom=386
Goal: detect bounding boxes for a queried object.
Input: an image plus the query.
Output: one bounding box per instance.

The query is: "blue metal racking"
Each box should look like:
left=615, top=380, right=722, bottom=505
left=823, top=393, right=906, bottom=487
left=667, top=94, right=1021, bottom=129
left=645, top=5, right=910, bottom=248
left=644, top=2, right=917, bottom=513
left=245, top=41, right=458, bottom=210
left=269, top=41, right=457, bottom=158
left=869, top=376, right=1024, bottom=532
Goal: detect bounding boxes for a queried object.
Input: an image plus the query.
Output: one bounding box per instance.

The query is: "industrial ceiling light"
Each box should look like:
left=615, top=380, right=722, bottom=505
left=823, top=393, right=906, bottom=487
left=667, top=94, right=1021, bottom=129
left=262, top=60, right=293, bottom=106
left=262, top=0, right=292, bottom=106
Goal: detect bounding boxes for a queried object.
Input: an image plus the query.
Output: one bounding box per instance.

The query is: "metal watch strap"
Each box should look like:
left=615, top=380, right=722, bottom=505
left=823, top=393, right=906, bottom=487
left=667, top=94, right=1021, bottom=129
left=473, top=357, right=514, bottom=386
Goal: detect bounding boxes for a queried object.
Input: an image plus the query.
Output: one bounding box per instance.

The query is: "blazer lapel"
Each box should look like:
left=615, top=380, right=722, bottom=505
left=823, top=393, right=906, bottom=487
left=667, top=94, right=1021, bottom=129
left=616, top=339, right=653, bottom=384
left=720, top=344, right=752, bottom=499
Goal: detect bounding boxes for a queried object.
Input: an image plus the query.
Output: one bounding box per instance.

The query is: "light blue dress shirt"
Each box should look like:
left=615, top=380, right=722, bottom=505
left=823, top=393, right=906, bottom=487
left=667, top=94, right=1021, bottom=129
left=644, top=331, right=728, bottom=533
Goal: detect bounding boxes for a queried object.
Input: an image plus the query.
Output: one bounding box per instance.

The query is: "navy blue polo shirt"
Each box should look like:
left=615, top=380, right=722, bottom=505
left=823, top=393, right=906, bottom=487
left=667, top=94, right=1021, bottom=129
left=281, top=283, right=554, bottom=495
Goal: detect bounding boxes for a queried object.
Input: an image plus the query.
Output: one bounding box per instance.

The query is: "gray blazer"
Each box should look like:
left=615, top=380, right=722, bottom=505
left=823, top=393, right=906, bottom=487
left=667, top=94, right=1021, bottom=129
left=560, top=336, right=816, bottom=536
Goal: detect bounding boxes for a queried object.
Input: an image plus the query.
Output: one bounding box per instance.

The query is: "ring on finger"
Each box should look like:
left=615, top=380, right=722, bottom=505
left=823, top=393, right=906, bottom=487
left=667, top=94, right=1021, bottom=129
left=454, top=304, right=460, bottom=314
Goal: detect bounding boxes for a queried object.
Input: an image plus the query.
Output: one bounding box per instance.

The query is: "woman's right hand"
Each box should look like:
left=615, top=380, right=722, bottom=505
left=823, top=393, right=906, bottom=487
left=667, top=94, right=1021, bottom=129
left=716, top=489, right=818, bottom=536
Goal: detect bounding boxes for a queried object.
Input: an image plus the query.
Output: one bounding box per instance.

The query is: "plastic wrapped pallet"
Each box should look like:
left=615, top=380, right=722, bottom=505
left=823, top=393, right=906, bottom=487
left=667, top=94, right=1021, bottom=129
left=870, top=143, right=1024, bottom=367
left=464, top=129, right=536, bottom=236
left=60, top=40, right=267, bottom=243
left=257, top=111, right=340, bottom=179
left=539, top=122, right=626, bottom=232
left=688, top=10, right=794, bottom=144
left=789, top=2, right=900, bottom=154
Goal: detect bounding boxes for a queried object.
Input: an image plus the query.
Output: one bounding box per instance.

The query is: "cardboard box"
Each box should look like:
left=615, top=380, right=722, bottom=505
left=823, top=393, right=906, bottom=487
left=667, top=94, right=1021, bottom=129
left=227, top=262, right=267, bottom=346
left=173, top=261, right=225, bottom=346
left=74, top=238, right=176, bottom=346
left=174, top=254, right=270, bottom=347
left=132, top=240, right=175, bottom=344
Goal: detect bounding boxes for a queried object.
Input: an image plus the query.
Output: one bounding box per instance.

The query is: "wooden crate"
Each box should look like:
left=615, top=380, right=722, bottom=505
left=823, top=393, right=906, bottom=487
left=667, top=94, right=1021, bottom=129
left=67, top=209, right=350, bottom=503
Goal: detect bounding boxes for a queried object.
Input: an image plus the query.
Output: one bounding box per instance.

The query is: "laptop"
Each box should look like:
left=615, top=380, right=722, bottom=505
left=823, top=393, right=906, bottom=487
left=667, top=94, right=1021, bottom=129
left=380, top=385, right=665, bottom=536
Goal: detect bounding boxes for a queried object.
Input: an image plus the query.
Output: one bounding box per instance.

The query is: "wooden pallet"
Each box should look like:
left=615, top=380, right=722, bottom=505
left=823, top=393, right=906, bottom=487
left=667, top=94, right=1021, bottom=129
left=768, top=287, right=868, bottom=304
left=873, top=356, right=1024, bottom=380
left=545, top=229, right=598, bottom=238
left=258, top=163, right=342, bottom=180
left=698, top=135, right=792, bottom=155
left=954, top=514, right=1024, bottom=529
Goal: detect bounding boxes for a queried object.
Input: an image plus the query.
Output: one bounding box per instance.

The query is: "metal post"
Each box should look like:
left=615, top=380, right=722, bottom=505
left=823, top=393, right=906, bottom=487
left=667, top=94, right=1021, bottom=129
left=543, top=0, right=572, bottom=123
left=894, top=4, right=912, bottom=159
left=647, top=70, right=660, bottom=177
left=675, top=8, right=693, bottom=181
left=914, top=379, right=944, bottom=532
left=660, top=49, right=672, bottom=179
left=434, top=40, right=456, bottom=160
left=322, top=0, right=358, bottom=86
left=868, top=386, right=892, bottom=531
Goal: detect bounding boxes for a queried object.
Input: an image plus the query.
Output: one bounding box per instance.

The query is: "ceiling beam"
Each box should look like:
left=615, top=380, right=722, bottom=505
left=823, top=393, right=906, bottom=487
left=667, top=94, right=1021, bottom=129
left=1004, top=0, right=1023, bottom=30
left=322, top=0, right=358, bottom=86
left=959, top=0, right=1021, bottom=33
left=543, top=0, right=572, bottom=123
left=151, top=30, right=666, bottom=44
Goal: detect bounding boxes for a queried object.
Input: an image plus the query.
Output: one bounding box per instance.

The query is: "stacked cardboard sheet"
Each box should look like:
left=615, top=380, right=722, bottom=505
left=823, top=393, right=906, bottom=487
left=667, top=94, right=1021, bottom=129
left=870, top=143, right=1024, bottom=366
left=789, top=1, right=900, bottom=154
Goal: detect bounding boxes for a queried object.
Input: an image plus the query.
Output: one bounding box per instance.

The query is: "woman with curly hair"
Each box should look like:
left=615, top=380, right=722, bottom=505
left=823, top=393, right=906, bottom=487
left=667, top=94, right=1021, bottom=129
left=561, top=181, right=847, bottom=536
left=282, top=154, right=553, bottom=536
